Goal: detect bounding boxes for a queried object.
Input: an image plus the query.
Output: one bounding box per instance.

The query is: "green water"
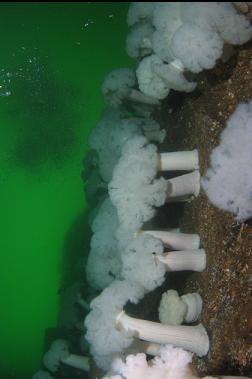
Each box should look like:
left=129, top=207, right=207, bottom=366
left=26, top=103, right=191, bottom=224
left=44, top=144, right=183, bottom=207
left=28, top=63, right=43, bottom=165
left=0, top=3, right=131, bottom=378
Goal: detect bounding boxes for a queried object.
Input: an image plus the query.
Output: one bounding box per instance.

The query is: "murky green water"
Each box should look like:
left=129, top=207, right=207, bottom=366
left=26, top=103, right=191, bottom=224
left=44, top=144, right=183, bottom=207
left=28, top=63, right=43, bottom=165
left=0, top=3, right=131, bottom=378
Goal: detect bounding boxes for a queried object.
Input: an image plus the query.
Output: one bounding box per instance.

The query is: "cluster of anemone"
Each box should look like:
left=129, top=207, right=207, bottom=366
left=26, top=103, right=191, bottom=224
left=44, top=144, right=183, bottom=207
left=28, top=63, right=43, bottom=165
left=33, top=3, right=252, bottom=379
left=82, top=5, right=211, bottom=373
left=102, top=343, right=252, bottom=379
left=81, top=2, right=252, bottom=377
left=101, top=3, right=252, bottom=104
left=126, top=2, right=252, bottom=100
left=85, top=132, right=202, bottom=293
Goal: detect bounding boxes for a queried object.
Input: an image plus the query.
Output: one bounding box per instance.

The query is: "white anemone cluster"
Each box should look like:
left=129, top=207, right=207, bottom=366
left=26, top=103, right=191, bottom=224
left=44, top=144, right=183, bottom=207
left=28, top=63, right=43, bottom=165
left=32, top=3, right=252, bottom=379
left=82, top=1, right=252, bottom=375
left=125, top=2, right=252, bottom=99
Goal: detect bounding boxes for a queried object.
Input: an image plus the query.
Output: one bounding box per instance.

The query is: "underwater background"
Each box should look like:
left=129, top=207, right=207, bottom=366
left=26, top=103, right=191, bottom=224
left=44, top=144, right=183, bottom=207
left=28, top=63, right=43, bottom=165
left=0, top=3, right=130, bottom=378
